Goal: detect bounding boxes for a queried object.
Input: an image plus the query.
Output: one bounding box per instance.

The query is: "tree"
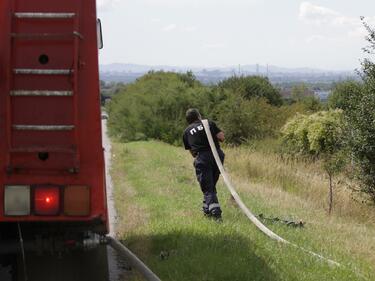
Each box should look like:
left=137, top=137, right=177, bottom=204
left=323, top=153, right=345, bottom=214
left=343, top=18, right=375, bottom=202
left=107, top=71, right=289, bottom=146
left=328, top=81, right=362, bottom=110
left=281, top=110, right=344, bottom=156
left=218, top=76, right=283, bottom=106
left=179, top=71, right=197, bottom=87
left=107, top=71, right=213, bottom=145
left=281, top=110, right=345, bottom=214
left=300, top=95, right=322, bottom=113
left=215, top=96, right=281, bottom=144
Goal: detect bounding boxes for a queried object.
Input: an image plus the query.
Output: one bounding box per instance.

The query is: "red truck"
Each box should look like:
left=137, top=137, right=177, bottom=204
left=0, top=0, right=109, bottom=279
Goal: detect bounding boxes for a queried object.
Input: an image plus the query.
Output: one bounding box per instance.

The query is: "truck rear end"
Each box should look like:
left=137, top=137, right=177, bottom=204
left=0, top=0, right=108, bottom=252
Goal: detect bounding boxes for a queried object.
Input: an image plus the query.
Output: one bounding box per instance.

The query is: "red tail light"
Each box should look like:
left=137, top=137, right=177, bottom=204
left=34, top=186, right=60, bottom=215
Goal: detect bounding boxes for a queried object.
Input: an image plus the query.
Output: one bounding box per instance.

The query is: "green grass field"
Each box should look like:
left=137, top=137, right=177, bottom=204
left=111, top=141, right=375, bottom=281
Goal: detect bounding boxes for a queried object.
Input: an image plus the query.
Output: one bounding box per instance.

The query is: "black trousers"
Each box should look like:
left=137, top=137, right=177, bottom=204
left=194, top=149, right=225, bottom=216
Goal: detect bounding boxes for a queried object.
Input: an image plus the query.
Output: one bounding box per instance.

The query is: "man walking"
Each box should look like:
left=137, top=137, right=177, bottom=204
left=183, top=108, right=225, bottom=220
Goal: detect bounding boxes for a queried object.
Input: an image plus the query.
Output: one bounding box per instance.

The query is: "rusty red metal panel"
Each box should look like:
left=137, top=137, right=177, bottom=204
left=0, top=0, right=108, bottom=233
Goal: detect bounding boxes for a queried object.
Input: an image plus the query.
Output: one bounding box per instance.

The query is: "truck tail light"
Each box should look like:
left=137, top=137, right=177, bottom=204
left=64, top=186, right=90, bottom=216
left=34, top=186, right=60, bottom=216
left=4, top=186, right=31, bottom=216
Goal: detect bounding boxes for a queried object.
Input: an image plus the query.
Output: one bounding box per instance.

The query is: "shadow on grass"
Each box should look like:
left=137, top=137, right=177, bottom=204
left=123, top=230, right=280, bottom=281
left=0, top=246, right=110, bottom=281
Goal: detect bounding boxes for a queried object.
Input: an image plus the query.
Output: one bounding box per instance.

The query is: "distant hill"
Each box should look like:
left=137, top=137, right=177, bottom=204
left=99, top=63, right=358, bottom=85
left=100, top=63, right=353, bottom=74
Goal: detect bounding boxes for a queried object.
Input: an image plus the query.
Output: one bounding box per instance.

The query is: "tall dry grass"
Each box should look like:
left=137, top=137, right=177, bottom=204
left=226, top=145, right=375, bottom=223
left=224, top=144, right=375, bottom=268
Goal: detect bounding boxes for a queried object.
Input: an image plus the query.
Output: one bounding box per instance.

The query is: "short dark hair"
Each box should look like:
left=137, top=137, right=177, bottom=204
left=186, top=108, right=201, bottom=124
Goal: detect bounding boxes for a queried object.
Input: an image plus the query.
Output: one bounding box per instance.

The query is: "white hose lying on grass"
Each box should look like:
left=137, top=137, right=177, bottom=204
left=107, top=236, right=162, bottom=281
left=201, top=119, right=341, bottom=267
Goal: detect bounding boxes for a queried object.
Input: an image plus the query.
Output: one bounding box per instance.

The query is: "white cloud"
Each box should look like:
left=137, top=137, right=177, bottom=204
left=162, top=24, right=177, bottom=32
left=299, top=2, right=362, bottom=27
left=299, top=2, right=339, bottom=25
left=299, top=2, right=375, bottom=39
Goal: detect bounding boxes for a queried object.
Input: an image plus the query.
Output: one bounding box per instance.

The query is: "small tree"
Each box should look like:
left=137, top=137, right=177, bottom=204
left=281, top=110, right=345, bottom=214
left=323, top=152, right=346, bottom=214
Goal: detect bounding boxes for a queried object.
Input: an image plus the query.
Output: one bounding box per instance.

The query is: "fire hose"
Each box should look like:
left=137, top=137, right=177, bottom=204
left=201, top=119, right=341, bottom=267
left=107, top=236, right=161, bottom=281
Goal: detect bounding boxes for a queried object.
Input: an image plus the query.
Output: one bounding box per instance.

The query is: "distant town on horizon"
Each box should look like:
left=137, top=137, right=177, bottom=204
left=99, top=63, right=359, bottom=89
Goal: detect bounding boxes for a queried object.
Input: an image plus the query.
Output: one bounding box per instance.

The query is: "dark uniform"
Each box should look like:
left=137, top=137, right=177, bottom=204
left=183, top=120, right=225, bottom=218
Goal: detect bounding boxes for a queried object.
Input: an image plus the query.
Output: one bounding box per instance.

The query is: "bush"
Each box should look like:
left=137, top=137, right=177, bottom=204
left=108, top=73, right=290, bottom=145
left=107, top=71, right=213, bottom=145
left=328, top=81, right=362, bottom=110
left=281, top=110, right=344, bottom=156
left=215, top=96, right=282, bottom=144
left=300, top=96, right=323, bottom=113
left=218, top=76, right=283, bottom=106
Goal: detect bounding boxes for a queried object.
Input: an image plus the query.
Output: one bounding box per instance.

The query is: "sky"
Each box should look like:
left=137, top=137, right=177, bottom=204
left=97, top=0, right=375, bottom=71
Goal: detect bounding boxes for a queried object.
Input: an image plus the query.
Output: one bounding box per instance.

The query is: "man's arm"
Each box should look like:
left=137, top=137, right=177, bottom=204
left=183, top=130, right=196, bottom=157
left=189, top=150, right=198, bottom=158
left=216, top=131, right=225, bottom=142
left=210, top=121, right=225, bottom=143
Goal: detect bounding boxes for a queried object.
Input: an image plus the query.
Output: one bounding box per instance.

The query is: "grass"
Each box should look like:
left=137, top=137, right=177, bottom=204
left=111, top=140, right=375, bottom=281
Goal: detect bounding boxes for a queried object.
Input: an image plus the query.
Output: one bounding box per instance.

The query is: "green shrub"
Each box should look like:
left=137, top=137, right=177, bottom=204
left=343, top=19, right=375, bottom=202
left=108, top=72, right=290, bottom=145
left=281, top=110, right=344, bottom=156
left=107, top=71, right=318, bottom=147
left=107, top=71, right=212, bottom=144
left=300, top=96, right=323, bottom=113
left=328, top=81, right=362, bottom=110
left=218, top=76, right=283, bottom=106
left=215, top=96, right=282, bottom=144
